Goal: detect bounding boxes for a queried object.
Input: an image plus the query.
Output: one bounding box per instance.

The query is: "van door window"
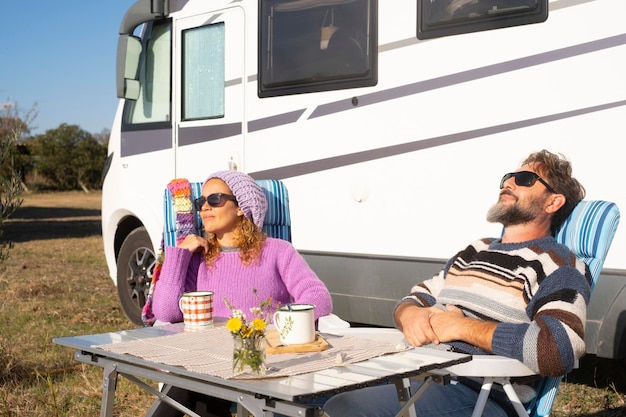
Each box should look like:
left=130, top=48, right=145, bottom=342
left=182, top=22, right=225, bottom=120
left=124, top=21, right=172, bottom=127
left=259, top=0, right=377, bottom=97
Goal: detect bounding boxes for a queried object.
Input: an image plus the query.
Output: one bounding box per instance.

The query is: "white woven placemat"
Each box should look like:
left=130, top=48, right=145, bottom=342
left=93, top=326, right=406, bottom=379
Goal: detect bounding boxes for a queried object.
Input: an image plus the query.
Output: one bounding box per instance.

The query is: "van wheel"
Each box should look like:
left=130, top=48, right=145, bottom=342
left=117, top=227, right=155, bottom=325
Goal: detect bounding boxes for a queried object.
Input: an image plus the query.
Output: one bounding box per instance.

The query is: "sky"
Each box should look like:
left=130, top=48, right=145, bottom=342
left=1, top=1, right=135, bottom=135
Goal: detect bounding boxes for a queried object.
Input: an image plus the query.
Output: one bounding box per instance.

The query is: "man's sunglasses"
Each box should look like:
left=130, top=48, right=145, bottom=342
left=500, top=171, right=557, bottom=194
left=193, top=193, right=238, bottom=210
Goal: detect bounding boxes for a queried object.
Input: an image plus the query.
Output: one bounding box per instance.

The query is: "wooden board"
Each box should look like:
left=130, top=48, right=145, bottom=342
left=265, top=330, right=329, bottom=354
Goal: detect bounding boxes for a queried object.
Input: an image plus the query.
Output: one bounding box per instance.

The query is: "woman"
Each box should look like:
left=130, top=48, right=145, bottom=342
left=150, top=170, right=333, bottom=417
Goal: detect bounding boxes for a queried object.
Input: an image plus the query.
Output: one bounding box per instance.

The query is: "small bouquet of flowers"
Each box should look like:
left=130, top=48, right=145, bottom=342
left=224, top=289, right=279, bottom=376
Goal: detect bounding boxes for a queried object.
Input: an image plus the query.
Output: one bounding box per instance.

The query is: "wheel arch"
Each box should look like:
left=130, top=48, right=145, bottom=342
left=114, top=215, right=147, bottom=264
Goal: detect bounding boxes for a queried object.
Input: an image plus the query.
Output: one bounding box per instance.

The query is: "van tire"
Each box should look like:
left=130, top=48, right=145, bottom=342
left=116, top=227, right=155, bottom=325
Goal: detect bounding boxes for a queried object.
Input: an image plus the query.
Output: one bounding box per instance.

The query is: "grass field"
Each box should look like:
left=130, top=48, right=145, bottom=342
left=0, top=191, right=624, bottom=416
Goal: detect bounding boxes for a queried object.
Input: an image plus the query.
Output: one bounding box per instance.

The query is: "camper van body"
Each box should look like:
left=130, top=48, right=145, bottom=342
left=102, top=0, right=626, bottom=358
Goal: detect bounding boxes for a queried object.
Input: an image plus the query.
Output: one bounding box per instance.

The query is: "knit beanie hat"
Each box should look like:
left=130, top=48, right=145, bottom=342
left=204, top=171, right=268, bottom=229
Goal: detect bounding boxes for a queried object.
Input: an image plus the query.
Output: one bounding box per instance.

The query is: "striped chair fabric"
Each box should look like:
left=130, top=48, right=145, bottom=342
left=255, top=179, right=292, bottom=242
left=555, top=200, right=620, bottom=291
left=163, top=178, right=291, bottom=247
left=527, top=200, right=620, bottom=417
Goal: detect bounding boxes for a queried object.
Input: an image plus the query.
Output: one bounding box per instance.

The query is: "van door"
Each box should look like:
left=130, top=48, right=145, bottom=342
left=173, top=7, right=245, bottom=179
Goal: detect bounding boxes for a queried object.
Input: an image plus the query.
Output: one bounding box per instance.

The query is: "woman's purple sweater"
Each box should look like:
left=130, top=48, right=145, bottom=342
left=152, top=237, right=333, bottom=323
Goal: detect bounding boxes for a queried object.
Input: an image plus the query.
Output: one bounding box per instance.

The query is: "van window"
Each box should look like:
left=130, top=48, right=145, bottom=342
left=417, top=0, right=548, bottom=39
left=259, top=0, right=377, bottom=97
left=124, top=20, right=172, bottom=127
left=182, top=22, right=225, bottom=120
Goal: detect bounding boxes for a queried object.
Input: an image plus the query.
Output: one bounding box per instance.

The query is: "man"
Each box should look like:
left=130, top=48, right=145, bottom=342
left=323, top=150, right=589, bottom=417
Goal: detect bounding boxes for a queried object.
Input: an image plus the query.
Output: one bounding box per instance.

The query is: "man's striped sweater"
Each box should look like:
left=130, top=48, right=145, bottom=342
left=400, top=236, right=591, bottom=377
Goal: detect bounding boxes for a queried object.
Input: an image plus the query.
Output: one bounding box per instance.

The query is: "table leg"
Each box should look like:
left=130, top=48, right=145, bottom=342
left=394, top=372, right=449, bottom=417
left=101, top=363, right=118, bottom=417
left=141, top=383, right=204, bottom=417
left=234, top=393, right=265, bottom=417
left=394, top=378, right=416, bottom=417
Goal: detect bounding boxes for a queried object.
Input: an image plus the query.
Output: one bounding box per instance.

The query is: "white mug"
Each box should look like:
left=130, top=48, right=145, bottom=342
left=273, top=304, right=316, bottom=345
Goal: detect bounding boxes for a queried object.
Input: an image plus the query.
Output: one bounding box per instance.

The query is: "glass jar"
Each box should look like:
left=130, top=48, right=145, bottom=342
left=232, top=334, right=267, bottom=376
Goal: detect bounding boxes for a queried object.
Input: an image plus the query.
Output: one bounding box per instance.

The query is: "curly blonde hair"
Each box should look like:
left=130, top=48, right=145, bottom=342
left=203, top=216, right=266, bottom=268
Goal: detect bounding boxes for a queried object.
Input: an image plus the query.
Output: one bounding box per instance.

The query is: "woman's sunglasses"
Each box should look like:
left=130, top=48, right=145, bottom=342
left=500, top=171, right=557, bottom=194
left=193, top=193, right=238, bottom=210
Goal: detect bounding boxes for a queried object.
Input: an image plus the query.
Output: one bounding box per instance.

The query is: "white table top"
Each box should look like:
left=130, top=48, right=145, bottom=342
left=53, top=322, right=472, bottom=402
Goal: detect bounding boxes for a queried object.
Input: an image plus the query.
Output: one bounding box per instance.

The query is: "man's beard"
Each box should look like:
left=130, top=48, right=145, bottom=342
left=486, top=192, right=545, bottom=227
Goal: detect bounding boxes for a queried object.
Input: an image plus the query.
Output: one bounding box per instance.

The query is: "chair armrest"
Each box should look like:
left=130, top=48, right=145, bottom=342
left=321, top=326, right=537, bottom=378
left=320, top=326, right=406, bottom=344
left=444, top=355, right=536, bottom=377
left=317, top=314, right=350, bottom=332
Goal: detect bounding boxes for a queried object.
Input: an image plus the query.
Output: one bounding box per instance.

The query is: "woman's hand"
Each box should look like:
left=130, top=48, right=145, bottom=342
left=177, top=234, right=209, bottom=254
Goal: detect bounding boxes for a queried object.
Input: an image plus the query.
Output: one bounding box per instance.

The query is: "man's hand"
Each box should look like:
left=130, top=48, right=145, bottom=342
left=395, top=303, right=497, bottom=352
left=428, top=304, right=466, bottom=342
left=429, top=304, right=497, bottom=352
left=394, top=303, right=446, bottom=346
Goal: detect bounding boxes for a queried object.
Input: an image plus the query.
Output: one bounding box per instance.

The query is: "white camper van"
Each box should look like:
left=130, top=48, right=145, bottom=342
left=102, top=0, right=626, bottom=358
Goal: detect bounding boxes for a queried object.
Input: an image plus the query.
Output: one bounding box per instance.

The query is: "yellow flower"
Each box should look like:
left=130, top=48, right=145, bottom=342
left=226, top=317, right=243, bottom=332
left=224, top=291, right=276, bottom=340
left=241, top=326, right=254, bottom=338
left=252, top=318, right=266, bottom=332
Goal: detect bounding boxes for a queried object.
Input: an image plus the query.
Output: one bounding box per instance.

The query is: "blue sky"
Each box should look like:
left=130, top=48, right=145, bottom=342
left=1, top=1, right=134, bottom=135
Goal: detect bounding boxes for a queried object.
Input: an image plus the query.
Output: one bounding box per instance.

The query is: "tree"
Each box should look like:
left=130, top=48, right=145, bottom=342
left=0, top=102, right=35, bottom=267
left=93, top=128, right=111, bottom=148
left=28, top=124, right=107, bottom=191
left=0, top=102, right=36, bottom=190
left=75, top=135, right=109, bottom=192
left=0, top=132, right=22, bottom=267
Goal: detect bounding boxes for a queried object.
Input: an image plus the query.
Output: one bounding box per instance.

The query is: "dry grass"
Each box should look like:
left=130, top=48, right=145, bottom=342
left=0, top=191, right=154, bottom=416
left=0, top=191, right=624, bottom=416
left=554, top=355, right=626, bottom=417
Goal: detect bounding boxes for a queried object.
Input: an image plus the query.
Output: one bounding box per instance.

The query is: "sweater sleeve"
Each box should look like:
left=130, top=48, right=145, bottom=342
left=151, top=246, right=203, bottom=323
left=270, top=239, right=333, bottom=320
left=491, top=264, right=591, bottom=376
left=401, top=269, right=446, bottom=307
left=393, top=254, right=457, bottom=316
